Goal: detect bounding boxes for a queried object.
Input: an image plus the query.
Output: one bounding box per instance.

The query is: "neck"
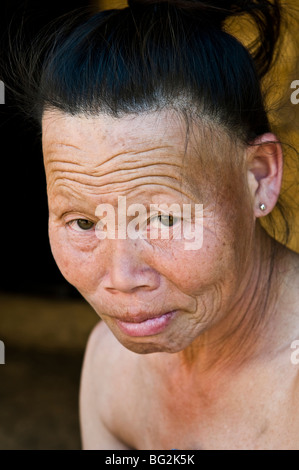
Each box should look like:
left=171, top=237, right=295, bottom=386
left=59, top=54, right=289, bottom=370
left=176, top=224, right=297, bottom=375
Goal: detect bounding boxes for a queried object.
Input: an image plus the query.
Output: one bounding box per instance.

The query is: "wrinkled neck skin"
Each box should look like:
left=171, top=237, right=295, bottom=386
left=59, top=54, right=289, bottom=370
left=156, top=223, right=297, bottom=376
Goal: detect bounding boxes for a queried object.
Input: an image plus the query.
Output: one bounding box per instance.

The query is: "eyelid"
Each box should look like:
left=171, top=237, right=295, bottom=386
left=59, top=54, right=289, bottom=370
left=67, top=218, right=96, bottom=232
left=146, top=214, right=181, bottom=230
left=148, top=210, right=182, bottom=219
left=149, top=206, right=182, bottom=216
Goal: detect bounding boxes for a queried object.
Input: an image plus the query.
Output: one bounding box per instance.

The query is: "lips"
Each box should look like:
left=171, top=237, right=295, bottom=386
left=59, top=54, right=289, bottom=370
left=114, top=310, right=176, bottom=337
left=114, top=310, right=175, bottom=324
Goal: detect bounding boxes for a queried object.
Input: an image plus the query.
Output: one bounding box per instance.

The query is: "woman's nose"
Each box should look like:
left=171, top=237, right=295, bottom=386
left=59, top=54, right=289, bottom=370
left=103, top=239, right=160, bottom=294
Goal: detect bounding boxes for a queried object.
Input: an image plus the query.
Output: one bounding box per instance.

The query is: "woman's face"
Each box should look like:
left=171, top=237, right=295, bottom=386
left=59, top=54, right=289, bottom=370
left=42, top=109, right=253, bottom=354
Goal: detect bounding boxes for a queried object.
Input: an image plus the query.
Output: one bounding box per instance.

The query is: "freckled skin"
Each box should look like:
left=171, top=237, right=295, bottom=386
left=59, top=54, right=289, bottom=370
left=42, top=109, right=299, bottom=449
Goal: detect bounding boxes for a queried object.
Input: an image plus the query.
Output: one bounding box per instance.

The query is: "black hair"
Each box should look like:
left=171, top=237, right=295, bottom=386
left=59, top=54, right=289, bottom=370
left=20, top=0, right=281, bottom=145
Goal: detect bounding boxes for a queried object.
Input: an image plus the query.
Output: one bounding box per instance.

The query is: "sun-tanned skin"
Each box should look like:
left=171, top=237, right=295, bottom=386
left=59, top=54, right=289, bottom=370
left=42, top=109, right=299, bottom=450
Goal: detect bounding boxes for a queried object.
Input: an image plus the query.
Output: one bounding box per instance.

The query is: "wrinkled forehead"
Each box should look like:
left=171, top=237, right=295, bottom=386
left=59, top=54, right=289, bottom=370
left=42, top=108, right=236, bottom=200
left=42, top=109, right=191, bottom=164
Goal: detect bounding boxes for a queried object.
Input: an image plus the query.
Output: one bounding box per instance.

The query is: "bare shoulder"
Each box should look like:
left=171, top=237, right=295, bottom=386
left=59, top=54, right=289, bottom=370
left=79, top=321, right=139, bottom=450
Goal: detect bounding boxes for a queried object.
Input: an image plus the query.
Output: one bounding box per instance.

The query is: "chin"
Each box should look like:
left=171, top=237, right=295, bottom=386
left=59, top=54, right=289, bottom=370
left=119, top=336, right=186, bottom=355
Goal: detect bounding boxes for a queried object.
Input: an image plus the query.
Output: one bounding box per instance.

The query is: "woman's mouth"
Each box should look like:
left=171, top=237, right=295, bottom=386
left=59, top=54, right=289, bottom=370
left=115, top=311, right=176, bottom=337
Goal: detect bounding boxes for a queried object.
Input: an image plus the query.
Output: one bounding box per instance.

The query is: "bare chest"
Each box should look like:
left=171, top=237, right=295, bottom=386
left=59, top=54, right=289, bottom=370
left=120, top=362, right=299, bottom=450
left=133, top=395, right=299, bottom=450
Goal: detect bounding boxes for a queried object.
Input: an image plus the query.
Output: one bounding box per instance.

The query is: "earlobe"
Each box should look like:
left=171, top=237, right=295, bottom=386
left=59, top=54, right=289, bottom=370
left=246, top=133, right=283, bottom=218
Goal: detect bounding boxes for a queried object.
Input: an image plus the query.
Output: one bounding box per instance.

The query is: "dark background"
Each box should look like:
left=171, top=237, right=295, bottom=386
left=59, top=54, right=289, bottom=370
left=0, top=0, right=104, bottom=450
left=0, top=0, right=101, bottom=298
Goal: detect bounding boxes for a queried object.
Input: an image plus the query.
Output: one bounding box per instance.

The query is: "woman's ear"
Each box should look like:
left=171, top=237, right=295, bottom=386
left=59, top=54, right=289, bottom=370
left=246, top=133, right=283, bottom=218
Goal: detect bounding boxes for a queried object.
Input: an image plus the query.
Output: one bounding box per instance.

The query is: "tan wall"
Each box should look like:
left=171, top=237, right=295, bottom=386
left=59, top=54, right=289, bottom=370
left=0, top=293, right=98, bottom=352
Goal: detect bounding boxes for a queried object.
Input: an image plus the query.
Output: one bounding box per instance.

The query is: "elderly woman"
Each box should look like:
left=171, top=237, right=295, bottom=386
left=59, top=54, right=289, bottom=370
left=18, top=0, right=299, bottom=449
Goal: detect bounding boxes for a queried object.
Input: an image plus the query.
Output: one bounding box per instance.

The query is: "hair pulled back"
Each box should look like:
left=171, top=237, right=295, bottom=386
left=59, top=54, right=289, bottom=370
left=9, top=0, right=281, bottom=144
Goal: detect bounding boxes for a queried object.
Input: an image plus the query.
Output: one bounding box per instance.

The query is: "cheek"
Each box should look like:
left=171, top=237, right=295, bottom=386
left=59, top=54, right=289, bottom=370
left=48, top=224, right=102, bottom=293
left=156, top=223, right=238, bottom=297
left=166, top=248, right=227, bottom=293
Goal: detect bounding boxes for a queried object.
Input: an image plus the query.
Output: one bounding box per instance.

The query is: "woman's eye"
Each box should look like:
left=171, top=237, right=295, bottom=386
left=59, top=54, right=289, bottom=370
left=159, top=214, right=175, bottom=227
left=69, top=219, right=95, bottom=231
left=149, top=214, right=179, bottom=228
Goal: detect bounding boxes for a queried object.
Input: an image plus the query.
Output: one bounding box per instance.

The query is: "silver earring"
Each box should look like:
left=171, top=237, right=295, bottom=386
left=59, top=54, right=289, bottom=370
left=259, top=203, right=266, bottom=211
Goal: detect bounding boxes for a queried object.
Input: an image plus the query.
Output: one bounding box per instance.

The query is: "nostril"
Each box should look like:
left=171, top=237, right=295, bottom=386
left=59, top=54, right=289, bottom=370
left=103, top=242, right=160, bottom=293
left=105, top=284, right=155, bottom=294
